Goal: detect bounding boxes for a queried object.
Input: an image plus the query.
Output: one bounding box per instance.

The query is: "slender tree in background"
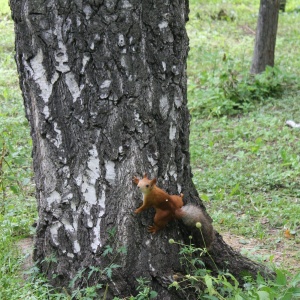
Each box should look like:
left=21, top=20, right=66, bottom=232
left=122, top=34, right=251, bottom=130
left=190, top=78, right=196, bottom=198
left=10, top=0, right=272, bottom=298
left=279, top=0, right=286, bottom=12
left=251, top=0, right=280, bottom=74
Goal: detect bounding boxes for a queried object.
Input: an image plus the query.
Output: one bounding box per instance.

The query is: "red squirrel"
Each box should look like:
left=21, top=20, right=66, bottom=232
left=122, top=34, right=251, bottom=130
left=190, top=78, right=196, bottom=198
left=133, top=174, right=214, bottom=249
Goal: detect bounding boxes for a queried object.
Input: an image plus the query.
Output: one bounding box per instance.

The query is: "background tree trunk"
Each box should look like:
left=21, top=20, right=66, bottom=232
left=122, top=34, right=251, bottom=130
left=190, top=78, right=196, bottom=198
left=10, top=0, right=273, bottom=298
left=279, top=0, right=286, bottom=12
left=251, top=0, right=280, bottom=74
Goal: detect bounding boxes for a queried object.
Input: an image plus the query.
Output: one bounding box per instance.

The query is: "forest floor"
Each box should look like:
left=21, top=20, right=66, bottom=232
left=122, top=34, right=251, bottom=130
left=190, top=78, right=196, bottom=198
left=17, top=230, right=299, bottom=277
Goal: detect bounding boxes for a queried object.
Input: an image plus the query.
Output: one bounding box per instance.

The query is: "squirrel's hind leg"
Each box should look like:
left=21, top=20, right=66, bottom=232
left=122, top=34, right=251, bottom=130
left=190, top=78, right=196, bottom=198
left=148, top=211, right=171, bottom=233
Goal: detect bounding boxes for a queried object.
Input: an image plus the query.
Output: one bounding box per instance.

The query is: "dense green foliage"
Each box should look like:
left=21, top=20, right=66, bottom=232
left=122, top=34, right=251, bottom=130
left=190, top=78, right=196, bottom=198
left=0, top=0, right=299, bottom=298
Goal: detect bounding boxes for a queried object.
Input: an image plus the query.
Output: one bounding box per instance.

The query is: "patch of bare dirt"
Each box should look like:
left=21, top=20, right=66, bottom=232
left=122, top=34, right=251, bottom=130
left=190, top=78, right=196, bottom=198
left=221, top=231, right=300, bottom=274
left=16, top=237, right=34, bottom=279
left=240, top=24, right=255, bottom=35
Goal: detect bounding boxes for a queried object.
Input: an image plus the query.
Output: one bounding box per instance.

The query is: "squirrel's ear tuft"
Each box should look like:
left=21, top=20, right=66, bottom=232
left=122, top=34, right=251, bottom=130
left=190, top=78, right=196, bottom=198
left=151, top=178, right=157, bottom=186
left=143, top=173, right=148, bottom=179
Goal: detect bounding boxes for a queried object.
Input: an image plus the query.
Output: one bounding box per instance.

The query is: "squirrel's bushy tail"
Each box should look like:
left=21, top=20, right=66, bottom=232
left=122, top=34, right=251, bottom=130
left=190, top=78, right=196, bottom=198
left=176, top=204, right=214, bottom=249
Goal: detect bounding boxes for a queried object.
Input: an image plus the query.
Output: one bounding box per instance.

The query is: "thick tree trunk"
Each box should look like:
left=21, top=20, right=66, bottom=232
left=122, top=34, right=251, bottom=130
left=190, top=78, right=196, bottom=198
left=251, top=0, right=280, bottom=74
left=10, top=0, right=272, bottom=298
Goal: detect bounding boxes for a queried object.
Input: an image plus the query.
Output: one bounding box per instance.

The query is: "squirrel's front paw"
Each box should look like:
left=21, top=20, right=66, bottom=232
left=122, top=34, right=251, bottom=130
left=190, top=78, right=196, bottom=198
left=147, top=225, right=157, bottom=234
left=134, top=208, right=140, bottom=214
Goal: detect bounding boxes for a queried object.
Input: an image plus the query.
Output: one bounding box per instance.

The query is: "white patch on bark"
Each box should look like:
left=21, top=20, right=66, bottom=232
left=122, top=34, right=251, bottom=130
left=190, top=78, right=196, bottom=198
left=169, top=122, right=176, bottom=141
left=65, top=72, right=83, bottom=103
left=43, top=105, right=50, bottom=119
left=73, top=241, right=81, bottom=253
left=62, top=192, right=73, bottom=204
left=84, top=203, right=94, bottom=228
left=174, top=86, right=183, bottom=108
left=25, top=3, right=59, bottom=110
left=162, top=61, right=166, bottom=72
left=120, top=56, right=128, bottom=71
left=99, top=188, right=106, bottom=217
left=101, top=80, right=112, bottom=89
left=134, top=110, right=143, bottom=133
left=91, top=187, right=106, bottom=251
left=91, top=217, right=101, bottom=252
left=118, top=34, right=125, bottom=47
left=50, top=221, right=62, bottom=246
left=149, top=264, right=156, bottom=272
left=61, top=217, right=81, bottom=253
left=77, top=146, right=107, bottom=250
left=147, top=154, right=158, bottom=167
left=159, top=95, right=169, bottom=120
left=83, top=4, right=92, bottom=20
left=81, top=146, right=100, bottom=203
left=121, top=0, right=132, bottom=9
left=75, top=173, right=83, bottom=186
left=53, top=122, right=62, bottom=147
left=168, top=165, right=177, bottom=181
left=29, top=49, right=59, bottom=104
left=118, top=146, right=124, bottom=155
left=54, top=16, right=83, bottom=103
left=158, top=21, right=168, bottom=29
left=81, top=54, right=90, bottom=74
left=100, top=79, right=112, bottom=99
left=177, top=184, right=182, bottom=193
left=105, top=160, right=116, bottom=183
left=134, top=111, right=140, bottom=121
left=46, top=190, right=61, bottom=207
left=71, top=201, right=77, bottom=211
left=55, top=41, right=70, bottom=73
left=81, top=146, right=101, bottom=229
left=62, top=166, right=71, bottom=178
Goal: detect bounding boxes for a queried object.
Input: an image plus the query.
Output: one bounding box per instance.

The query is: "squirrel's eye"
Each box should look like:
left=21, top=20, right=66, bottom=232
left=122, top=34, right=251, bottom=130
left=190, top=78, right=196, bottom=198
left=146, top=185, right=149, bottom=188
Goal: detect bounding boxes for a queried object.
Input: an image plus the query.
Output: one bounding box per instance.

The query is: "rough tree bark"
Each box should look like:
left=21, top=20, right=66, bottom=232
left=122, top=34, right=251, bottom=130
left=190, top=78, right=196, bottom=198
left=10, top=0, right=272, bottom=298
left=251, top=0, right=280, bottom=74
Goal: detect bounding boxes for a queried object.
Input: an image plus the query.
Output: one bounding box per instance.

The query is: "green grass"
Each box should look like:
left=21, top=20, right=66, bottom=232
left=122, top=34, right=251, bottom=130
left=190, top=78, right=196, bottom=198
left=188, top=0, right=300, bottom=272
left=0, top=2, right=38, bottom=298
left=1, top=0, right=300, bottom=298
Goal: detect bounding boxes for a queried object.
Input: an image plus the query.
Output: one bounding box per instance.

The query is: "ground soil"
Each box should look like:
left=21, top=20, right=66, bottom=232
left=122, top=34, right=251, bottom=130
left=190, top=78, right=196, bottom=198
left=221, top=231, right=299, bottom=274
left=16, top=237, right=34, bottom=279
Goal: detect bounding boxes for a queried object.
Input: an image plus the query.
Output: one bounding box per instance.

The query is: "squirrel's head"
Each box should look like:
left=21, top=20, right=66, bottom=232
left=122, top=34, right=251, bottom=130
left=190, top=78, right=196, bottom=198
left=137, top=174, right=157, bottom=194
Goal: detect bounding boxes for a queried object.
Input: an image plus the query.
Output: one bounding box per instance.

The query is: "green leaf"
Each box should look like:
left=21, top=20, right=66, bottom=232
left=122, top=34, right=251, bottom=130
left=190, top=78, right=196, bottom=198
left=275, top=269, right=287, bottom=286
left=9, top=185, right=19, bottom=194
left=291, top=272, right=300, bottom=287
left=204, top=275, right=214, bottom=295
left=103, top=245, right=113, bottom=257
left=117, top=246, right=127, bottom=254
left=150, top=291, right=158, bottom=299
left=256, top=291, right=270, bottom=300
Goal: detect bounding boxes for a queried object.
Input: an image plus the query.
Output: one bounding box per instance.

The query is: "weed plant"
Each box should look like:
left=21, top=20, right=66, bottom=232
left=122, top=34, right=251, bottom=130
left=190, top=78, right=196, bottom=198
left=169, top=238, right=300, bottom=300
